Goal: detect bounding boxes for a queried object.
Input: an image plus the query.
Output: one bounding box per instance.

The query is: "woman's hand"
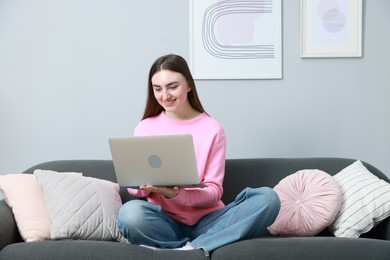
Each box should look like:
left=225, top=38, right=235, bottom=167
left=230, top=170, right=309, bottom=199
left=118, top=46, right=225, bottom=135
left=139, top=185, right=180, bottom=198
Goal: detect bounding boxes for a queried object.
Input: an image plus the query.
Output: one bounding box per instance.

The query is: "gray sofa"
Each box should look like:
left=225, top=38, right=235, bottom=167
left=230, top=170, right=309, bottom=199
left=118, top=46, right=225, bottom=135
left=1, top=158, right=390, bottom=260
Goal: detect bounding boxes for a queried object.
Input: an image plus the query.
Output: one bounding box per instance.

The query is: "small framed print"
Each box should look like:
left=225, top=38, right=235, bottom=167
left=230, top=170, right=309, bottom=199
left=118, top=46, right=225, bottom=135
left=301, top=0, right=363, bottom=58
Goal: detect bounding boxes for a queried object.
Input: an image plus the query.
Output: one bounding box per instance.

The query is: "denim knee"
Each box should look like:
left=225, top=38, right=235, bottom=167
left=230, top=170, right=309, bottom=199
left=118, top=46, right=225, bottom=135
left=117, top=200, right=153, bottom=238
left=117, top=200, right=187, bottom=248
left=257, top=187, right=280, bottom=220
left=245, top=187, right=280, bottom=220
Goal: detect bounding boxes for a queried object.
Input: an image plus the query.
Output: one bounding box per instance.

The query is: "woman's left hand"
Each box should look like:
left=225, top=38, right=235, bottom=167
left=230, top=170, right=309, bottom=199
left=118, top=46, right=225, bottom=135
left=139, top=185, right=180, bottom=198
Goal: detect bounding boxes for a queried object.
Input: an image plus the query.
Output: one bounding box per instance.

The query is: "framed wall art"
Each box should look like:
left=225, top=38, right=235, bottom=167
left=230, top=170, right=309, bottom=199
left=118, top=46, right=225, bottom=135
left=190, top=0, right=282, bottom=79
left=301, top=0, right=363, bottom=58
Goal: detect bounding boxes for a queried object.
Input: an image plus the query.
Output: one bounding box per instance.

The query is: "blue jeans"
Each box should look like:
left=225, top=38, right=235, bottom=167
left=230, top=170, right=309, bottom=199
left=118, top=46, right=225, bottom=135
left=117, top=187, right=280, bottom=253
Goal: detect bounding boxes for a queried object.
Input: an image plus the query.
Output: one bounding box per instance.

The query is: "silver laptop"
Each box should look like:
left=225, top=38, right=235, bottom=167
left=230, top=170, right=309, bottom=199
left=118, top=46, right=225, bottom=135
left=108, top=134, right=205, bottom=188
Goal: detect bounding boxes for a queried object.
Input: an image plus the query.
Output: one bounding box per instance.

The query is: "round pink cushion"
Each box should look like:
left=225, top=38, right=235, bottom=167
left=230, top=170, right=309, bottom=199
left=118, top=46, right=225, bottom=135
left=268, top=169, right=341, bottom=236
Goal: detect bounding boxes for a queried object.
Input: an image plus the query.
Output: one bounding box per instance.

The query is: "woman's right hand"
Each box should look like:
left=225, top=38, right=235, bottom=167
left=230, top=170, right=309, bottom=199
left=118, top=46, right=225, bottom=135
left=139, top=185, right=180, bottom=199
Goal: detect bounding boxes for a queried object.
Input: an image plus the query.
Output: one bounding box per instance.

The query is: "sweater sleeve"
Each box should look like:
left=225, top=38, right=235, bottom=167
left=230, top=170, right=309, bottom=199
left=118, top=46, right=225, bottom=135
left=169, top=129, right=226, bottom=207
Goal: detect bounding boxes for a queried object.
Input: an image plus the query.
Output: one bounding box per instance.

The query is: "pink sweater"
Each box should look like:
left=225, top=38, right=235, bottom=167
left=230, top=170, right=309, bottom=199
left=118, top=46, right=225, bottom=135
left=127, top=112, right=226, bottom=225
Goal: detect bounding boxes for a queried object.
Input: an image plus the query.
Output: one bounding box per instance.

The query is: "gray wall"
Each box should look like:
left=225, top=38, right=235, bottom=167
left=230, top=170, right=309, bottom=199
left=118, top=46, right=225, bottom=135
left=1, top=1, right=389, bottom=180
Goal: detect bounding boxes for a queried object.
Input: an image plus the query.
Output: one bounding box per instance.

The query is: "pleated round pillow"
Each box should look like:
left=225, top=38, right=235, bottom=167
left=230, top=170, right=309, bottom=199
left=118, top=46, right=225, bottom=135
left=268, top=169, right=342, bottom=236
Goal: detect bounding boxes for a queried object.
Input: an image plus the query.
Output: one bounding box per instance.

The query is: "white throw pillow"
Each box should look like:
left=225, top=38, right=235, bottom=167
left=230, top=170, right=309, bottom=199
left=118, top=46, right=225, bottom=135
left=330, top=160, right=390, bottom=237
left=34, top=170, right=126, bottom=242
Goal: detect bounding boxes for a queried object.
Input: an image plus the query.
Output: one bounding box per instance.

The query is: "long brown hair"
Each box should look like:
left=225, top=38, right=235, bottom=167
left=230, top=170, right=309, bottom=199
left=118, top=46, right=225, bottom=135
left=142, top=54, right=206, bottom=120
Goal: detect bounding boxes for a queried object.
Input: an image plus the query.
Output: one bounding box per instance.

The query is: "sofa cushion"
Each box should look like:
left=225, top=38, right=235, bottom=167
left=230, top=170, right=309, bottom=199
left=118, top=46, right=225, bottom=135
left=34, top=170, right=126, bottom=242
left=0, top=240, right=209, bottom=260
left=268, top=169, right=341, bottom=236
left=0, top=174, right=51, bottom=242
left=211, top=237, right=390, bottom=260
left=330, top=160, right=390, bottom=237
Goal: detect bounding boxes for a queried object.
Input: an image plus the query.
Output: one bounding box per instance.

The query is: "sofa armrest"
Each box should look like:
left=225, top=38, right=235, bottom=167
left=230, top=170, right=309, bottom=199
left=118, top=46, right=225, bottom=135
left=0, top=199, right=20, bottom=249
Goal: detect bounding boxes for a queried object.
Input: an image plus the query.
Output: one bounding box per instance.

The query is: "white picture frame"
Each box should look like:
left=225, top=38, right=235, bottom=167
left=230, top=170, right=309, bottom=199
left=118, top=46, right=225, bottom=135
left=301, top=0, right=363, bottom=58
left=190, top=0, right=282, bottom=79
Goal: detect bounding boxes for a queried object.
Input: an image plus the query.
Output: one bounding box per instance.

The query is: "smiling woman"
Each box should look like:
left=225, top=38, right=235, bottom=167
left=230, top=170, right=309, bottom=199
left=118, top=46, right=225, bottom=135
left=115, top=54, right=281, bottom=253
left=142, top=54, right=206, bottom=120
left=151, top=69, right=198, bottom=120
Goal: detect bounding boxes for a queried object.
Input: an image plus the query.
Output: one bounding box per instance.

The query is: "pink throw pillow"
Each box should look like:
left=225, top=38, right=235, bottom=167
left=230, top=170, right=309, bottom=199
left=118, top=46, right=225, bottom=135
left=268, top=169, right=342, bottom=236
left=0, top=174, right=51, bottom=241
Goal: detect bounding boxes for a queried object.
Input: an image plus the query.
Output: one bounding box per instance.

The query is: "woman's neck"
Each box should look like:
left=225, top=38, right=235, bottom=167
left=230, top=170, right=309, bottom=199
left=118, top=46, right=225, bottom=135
left=164, top=107, right=202, bottom=120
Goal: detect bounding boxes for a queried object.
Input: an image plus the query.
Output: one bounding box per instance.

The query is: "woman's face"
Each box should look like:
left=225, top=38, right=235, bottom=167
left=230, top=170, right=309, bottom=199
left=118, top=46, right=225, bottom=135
left=151, top=69, right=191, bottom=118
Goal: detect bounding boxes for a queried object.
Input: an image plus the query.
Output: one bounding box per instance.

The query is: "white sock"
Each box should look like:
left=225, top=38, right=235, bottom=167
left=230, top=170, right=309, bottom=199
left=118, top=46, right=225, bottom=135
left=175, top=242, right=196, bottom=250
